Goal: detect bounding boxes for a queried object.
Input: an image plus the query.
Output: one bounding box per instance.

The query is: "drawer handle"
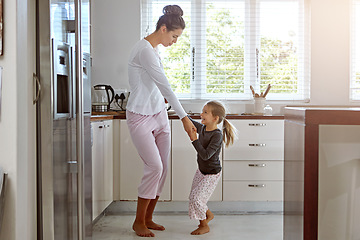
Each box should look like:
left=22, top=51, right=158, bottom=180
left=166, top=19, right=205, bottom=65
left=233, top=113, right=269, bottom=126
left=249, top=143, right=266, bottom=147
left=249, top=123, right=267, bottom=127
left=98, top=126, right=103, bottom=128
left=248, top=184, right=266, bottom=188
left=248, top=163, right=266, bottom=167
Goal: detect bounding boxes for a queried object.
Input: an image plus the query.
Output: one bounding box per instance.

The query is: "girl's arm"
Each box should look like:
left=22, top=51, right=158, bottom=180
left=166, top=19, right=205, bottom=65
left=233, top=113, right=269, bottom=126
left=188, top=116, right=203, bottom=133
left=182, top=116, right=197, bottom=136
left=192, top=132, right=222, bottom=161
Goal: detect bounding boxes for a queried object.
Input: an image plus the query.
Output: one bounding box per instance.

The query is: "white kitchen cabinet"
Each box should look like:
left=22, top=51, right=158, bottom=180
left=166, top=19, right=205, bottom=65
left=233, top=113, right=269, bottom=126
left=171, top=120, right=222, bottom=201
left=119, top=120, right=171, bottom=201
left=223, top=119, right=284, bottom=201
left=91, top=120, right=113, bottom=220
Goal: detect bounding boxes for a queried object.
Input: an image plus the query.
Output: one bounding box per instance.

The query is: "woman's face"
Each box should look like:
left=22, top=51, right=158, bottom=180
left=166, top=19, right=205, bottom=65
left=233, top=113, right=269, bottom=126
left=160, top=26, right=183, bottom=47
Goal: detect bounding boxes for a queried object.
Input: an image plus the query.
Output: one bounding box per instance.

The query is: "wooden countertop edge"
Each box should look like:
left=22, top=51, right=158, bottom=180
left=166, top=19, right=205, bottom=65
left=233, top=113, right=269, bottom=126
left=284, top=106, right=360, bottom=125
left=91, top=112, right=284, bottom=121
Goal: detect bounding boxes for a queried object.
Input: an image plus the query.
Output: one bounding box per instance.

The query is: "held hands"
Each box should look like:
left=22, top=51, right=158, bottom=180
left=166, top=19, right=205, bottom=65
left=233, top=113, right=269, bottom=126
left=188, top=127, right=197, bottom=141
left=181, top=116, right=197, bottom=141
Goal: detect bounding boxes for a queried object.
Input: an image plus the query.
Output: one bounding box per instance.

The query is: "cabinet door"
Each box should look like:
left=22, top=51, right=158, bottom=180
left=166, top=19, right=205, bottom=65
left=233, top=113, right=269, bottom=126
left=224, top=120, right=284, bottom=160
left=91, top=121, right=104, bottom=220
left=119, top=120, right=171, bottom=201
left=223, top=181, right=283, bottom=201
left=222, top=119, right=284, bottom=202
left=171, top=120, right=222, bottom=201
left=223, top=160, right=284, bottom=181
left=103, top=120, right=113, bottom=210
left=233, top=120, right=284, bottom=140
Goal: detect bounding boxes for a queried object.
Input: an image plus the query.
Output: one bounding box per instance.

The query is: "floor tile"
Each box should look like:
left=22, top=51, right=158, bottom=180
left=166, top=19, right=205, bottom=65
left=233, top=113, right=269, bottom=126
left=93, top=214, right=283, bottom=240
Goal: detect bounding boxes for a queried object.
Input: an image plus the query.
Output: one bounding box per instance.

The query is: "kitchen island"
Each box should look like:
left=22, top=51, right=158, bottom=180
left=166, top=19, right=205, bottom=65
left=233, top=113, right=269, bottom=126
left=284, top=107, right=360, bottom=240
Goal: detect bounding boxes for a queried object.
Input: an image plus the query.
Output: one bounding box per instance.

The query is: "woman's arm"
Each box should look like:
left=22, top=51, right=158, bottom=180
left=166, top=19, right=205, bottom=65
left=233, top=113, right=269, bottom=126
left=139, top=48, right=187, bottom=119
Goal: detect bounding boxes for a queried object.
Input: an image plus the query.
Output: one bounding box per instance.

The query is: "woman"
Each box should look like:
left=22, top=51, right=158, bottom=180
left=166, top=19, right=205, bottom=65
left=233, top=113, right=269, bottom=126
left=126, top=5, right=195, bottom=237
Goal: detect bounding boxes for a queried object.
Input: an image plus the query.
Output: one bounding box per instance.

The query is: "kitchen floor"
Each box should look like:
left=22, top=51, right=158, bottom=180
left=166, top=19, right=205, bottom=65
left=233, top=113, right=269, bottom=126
left=93, top=214, right=283, bottom=240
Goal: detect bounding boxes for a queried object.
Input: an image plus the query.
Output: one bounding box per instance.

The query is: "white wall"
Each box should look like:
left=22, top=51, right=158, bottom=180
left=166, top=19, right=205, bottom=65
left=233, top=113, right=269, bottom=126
left=91, top=0, right=140, bottom=92
left=0, top=0, right=37, bottom=239
left=0, top=0, right=18, bottom=238
left=91, top=0, right=359, bottom=114
left=311, top=0, right=351, bottom=105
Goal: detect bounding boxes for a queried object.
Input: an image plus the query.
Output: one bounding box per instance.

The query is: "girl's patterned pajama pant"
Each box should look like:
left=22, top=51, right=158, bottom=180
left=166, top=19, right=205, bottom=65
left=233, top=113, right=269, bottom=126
left=188, top=169, right=221, bottom=220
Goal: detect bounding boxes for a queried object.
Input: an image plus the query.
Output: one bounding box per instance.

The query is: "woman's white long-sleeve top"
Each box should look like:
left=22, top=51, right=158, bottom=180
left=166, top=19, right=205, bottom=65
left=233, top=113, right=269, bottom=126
left=126, top=39, right=187, bottom=119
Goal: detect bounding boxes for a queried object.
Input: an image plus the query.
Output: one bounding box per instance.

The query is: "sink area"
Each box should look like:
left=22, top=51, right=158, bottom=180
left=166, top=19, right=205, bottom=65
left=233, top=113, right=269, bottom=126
left=167, top=110, right=202, bottom=116
left=187, top=112, right=201, bottom=116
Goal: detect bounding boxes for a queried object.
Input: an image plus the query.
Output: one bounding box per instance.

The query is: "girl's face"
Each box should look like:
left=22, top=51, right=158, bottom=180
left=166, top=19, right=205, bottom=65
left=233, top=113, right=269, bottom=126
left=200, top=105, right=218, bottom=126
left=160, top=26, right=183, bottom=47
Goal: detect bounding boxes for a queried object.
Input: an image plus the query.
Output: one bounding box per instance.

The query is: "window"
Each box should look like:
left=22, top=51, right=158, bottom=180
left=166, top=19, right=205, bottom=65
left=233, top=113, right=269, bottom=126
left=351, top=0, right=360, bottom=100
left=141, top=0, right=310, bottom=100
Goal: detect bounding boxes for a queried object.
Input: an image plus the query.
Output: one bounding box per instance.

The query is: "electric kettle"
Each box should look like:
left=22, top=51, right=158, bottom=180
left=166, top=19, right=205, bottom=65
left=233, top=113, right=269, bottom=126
left=92, top=84, right=115, bottom=112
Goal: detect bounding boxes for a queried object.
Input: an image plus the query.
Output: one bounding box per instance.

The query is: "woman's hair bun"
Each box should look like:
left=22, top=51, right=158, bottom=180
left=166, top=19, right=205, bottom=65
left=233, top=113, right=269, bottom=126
left=163, top=5, right=183, bottom=17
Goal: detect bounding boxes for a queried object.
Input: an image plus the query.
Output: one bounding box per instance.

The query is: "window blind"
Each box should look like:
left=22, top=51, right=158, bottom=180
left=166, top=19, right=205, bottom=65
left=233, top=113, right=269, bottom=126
left=141, top=0, right=310, bottom=101
left=351, top=0, right=360, bottom=100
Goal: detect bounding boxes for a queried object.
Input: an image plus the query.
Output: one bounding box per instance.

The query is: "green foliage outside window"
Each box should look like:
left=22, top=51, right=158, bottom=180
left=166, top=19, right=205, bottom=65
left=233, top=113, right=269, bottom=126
left=160, top=6, right=299, bottom=97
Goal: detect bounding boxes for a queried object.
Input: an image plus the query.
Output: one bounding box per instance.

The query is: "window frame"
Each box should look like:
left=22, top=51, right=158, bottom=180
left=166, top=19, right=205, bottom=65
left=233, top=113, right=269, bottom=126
left=350, top=0, right=360, bottom=101
left=141, top=0, right=310, bottom=101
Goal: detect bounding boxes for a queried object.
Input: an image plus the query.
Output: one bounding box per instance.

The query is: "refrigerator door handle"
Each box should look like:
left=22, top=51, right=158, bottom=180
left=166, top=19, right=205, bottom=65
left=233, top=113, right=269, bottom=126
left=33, top=73, right=41, bottom=105
left=74, top=1, right=85, bottom=239
left=70, top=46, right=76, bottom=119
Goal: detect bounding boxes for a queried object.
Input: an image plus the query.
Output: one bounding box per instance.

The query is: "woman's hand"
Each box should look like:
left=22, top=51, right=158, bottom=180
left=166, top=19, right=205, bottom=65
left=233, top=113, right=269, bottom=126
left=188, top=127, right=198, bottom=141
left=181, top=116, right=196, bottom=136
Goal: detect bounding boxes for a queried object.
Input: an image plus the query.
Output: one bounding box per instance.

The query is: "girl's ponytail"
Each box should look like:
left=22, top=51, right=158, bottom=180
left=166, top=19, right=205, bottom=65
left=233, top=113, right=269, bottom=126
left=222, top=118, right=236, bottom=148
left=206, top=100, right=237, bottom=147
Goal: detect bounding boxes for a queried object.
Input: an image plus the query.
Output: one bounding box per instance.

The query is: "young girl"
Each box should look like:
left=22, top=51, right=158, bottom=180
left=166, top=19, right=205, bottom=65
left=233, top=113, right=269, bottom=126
left=188, top=100, right=236, bottom=235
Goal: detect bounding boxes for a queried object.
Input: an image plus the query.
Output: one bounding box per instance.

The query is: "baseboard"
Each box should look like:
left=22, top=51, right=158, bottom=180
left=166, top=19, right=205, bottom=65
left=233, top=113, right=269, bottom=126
left=105, top=200, right=283, bottom=215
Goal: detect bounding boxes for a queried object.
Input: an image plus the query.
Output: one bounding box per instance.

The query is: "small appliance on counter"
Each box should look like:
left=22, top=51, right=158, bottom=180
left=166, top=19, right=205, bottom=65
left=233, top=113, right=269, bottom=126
left=112, top=89, right=130, bottom=111
left=92, top=84, right=115, bottom=112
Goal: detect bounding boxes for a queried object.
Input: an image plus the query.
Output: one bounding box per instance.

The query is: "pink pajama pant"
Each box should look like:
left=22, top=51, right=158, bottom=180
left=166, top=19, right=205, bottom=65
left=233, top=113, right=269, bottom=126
left=189, top=169, right=221, bottom=220
left=126, top=108, right=170, bottom=199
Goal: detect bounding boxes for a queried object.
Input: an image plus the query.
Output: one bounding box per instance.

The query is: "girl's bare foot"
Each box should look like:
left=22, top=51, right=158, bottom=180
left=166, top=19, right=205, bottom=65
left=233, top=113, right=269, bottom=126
left=205, top=210, right=214, bottom=224
left=198, top=210, right=214, bottom=227
left=191, top=225, right=210, bottom=235
left=133, top=221, right=155, bottom=237
left=146, top=220, right=165, bottom=231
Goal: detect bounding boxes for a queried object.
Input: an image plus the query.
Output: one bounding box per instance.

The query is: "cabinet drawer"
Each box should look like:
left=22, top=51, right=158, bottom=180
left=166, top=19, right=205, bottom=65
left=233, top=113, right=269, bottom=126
left=232, top=120, right=284, bottom=140
left=223, top=181, right=283, bottom=201
left=224, top=140, right=284, bottom=160
left=223, top=161, right=283, bottom=181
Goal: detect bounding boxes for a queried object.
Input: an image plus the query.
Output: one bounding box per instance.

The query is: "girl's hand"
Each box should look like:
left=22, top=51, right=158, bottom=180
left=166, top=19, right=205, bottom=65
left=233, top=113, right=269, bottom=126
left=181, top=116, right=196, bottom=136
left=189, top=127, right=197, bottom=141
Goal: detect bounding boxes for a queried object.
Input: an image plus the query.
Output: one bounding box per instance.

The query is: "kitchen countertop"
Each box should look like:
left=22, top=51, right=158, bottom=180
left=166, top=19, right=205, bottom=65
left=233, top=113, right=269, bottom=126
left=91, top=111, right=284, bottom=121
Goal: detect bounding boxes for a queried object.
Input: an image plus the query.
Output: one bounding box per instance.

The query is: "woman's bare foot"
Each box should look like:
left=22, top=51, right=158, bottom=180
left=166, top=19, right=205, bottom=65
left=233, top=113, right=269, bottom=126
left=146, top=220, right=165, bottom=231
left=132, top=221, right=155, bottom=237
left=191, top=224, right=210, bottom=235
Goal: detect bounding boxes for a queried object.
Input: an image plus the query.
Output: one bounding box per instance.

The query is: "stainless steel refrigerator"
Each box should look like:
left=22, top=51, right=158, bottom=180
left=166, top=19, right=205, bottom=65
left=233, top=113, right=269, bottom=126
left=36, top=0, right=92, bottom=239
